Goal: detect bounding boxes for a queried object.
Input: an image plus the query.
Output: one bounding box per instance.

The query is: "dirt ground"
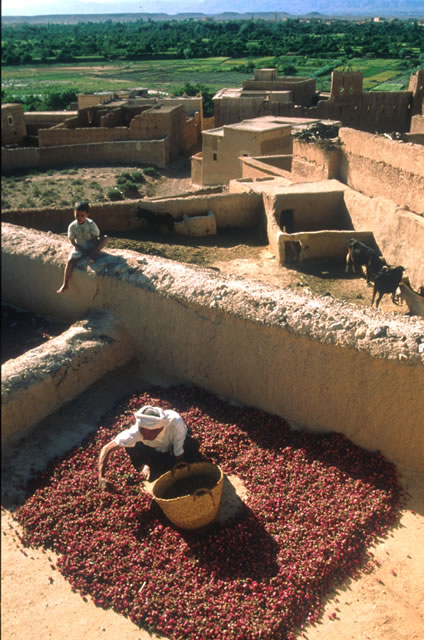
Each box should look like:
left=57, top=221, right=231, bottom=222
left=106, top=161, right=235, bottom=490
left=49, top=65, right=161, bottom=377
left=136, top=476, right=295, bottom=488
left=2, top=165, right=422, bottom=639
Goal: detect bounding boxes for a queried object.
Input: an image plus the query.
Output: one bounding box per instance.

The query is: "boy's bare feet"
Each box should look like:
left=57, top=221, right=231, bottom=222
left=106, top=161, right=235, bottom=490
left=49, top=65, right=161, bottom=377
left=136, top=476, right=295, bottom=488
left=56, top=284, right=68, bottom=294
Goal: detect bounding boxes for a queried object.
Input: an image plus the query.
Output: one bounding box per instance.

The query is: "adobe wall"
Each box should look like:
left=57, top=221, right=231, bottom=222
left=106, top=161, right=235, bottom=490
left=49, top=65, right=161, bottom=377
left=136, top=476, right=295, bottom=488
left=2, top=223, right=423, bottom=470
left=38, top=126, right=129, bottom=147
left=241, top=155, right=292, bottom=180
left=408, top=68, right=424, bottom=116
left=343, top=189, right=424, bottom=290
left=202, top=116, right=215, bottom=130
left=1, top=312, right=133, bottom=446
left=100, top=107, right=124, bottom=128
left=1, top=104, right=26, bottom=145
left=191, top=152, right=203, bottom=186
left=1, top=191, right=263, bottom=233
left=128, top=106, right=185, bottom=158
left=292, top=139, right=342, bottom=181
left=1, top=147, right=40, bottom=171
left=339, top=127, right=424, bottom=213
left=214, top=90, right=413, bottom=133
left=77, top=94, right=113, bottom=109
left=2, top=139, right=170, bottom=172
left=261, top=181, right=348, bottom=257
left=410, top=114, right=424, bottom=133
left=183, top=117, right=199, bottom=151
left=24, top=111, right=77, bottom=133
left=201, top=125, right=292, bottom=186
left=242, top=78, right=316, bottom=106
left=277, top=229, right=375, bottom=264
left=330, top=71, right=363, bottom=101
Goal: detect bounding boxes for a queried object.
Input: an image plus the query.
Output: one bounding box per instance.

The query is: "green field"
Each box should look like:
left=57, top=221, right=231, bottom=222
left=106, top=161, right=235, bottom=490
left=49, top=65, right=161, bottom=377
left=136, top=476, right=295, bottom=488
left=1, top=56, right=418, bottom=104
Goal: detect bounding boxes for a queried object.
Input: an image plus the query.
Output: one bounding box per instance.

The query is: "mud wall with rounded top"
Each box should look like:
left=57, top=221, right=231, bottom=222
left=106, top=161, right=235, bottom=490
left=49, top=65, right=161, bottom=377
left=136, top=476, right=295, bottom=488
left=2, top=223, right=423, bottom=470
left=1, top=312, right=133, bottom=446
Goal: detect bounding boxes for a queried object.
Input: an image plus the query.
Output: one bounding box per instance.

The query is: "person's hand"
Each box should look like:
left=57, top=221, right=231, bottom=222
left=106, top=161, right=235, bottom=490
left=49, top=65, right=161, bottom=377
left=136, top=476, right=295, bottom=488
left=99, top=477, right=116, bottom=492
left=141, top=465, right=151, bottom=481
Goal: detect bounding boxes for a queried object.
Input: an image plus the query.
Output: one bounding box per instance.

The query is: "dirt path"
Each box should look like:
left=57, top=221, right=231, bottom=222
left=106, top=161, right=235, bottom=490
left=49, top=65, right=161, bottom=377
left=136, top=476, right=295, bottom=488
left=2, top=362, right=423, bottom=640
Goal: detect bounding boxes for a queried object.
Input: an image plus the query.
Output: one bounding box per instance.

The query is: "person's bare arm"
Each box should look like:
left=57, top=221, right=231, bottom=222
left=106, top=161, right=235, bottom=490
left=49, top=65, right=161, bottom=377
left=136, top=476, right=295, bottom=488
left=98, top=441, right=120, bottom=489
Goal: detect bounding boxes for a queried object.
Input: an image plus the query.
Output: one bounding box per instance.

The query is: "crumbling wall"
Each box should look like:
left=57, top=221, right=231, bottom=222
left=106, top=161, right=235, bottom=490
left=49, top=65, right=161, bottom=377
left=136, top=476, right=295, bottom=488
left=2, top=223, right=423, bottom=470
left=100, top=107, right=124, bottom=128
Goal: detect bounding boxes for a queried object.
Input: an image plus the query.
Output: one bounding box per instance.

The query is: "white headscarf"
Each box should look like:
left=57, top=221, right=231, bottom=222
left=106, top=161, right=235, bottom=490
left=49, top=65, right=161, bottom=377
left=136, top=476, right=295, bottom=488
left=134, top=405, right=169, bottom=430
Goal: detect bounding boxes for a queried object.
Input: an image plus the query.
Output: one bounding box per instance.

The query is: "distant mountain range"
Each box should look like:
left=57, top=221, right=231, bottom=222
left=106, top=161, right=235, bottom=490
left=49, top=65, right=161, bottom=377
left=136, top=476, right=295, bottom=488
left=2, top=0, right=424, bottom=23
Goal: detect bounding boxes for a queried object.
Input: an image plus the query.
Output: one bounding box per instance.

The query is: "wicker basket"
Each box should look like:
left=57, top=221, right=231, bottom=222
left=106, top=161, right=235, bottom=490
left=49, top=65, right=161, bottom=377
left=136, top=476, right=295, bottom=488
left=152, top=462, right=224, bottom=530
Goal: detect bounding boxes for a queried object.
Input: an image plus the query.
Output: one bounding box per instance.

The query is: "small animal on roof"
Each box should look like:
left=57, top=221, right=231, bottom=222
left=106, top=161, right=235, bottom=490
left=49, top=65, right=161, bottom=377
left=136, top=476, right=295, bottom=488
left=345, top=238, right=386, bottom=284
left=372, top=265, right=405, bottom=309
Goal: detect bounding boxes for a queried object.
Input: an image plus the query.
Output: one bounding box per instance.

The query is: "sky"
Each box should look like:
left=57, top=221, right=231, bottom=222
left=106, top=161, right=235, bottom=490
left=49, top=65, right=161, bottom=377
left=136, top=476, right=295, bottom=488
left=1, top=0, right=200, bottom=16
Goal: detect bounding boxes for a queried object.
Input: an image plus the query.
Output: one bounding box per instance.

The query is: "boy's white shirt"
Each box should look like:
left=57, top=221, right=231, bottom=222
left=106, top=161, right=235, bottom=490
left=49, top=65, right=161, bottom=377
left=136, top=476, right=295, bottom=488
left=114, top=409, right=187, bottom=457
left=68, top=218, right=100, bottom=249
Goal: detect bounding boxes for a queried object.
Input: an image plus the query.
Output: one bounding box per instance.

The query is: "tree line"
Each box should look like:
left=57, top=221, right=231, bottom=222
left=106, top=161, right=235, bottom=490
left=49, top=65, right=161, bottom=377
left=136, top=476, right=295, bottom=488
left=2, top=18, right=423, bottom=65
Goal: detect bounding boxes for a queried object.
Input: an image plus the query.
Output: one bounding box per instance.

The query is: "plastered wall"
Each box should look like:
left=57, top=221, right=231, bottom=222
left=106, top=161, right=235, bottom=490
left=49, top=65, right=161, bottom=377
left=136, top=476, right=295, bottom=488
left=2, top=223, right=423, bottom=470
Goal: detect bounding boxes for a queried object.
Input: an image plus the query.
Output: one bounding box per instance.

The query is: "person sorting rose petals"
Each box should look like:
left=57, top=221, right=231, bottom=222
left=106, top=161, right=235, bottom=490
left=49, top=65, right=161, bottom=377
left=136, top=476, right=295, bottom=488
left=98, top=405, right=199, bottom=490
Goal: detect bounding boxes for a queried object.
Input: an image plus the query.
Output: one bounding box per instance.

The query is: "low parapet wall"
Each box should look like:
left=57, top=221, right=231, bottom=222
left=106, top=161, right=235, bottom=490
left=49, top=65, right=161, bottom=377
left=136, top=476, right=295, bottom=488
left=2, top=223, right=423, bottom=470
left=241, top=155, right=292, bottom=180
left=1, top=311, right=133, bottom=446
left=276, top=230, right=375, bottom=264
left=2, top=191, right=263, bottom=233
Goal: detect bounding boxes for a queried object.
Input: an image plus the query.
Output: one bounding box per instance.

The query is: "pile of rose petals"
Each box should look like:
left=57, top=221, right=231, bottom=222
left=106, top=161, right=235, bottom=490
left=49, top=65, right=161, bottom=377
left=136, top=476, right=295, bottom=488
left=14, top=385, right=402, bottom=640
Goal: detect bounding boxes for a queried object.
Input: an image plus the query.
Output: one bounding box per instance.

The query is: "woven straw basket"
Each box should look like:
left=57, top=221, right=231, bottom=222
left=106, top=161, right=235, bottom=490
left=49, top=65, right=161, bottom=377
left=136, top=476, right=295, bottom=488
left=152, top=462, right=224, bottom=530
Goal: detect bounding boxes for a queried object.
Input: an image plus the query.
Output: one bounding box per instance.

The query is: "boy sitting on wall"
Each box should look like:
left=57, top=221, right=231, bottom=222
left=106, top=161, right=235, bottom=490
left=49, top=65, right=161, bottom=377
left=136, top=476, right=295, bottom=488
left=57, top=200, right=107, bottom=294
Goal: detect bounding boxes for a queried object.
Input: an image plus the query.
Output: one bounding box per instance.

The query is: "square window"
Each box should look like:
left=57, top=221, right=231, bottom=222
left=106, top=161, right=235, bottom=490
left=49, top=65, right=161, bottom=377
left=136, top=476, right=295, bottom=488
left=7, top=115, right=14, bottom=126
